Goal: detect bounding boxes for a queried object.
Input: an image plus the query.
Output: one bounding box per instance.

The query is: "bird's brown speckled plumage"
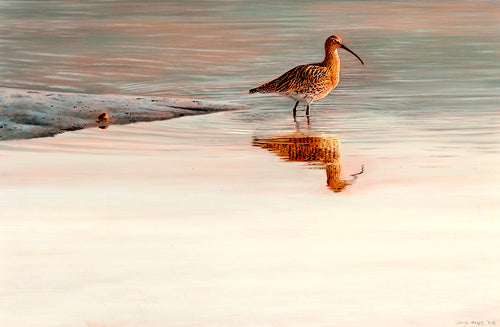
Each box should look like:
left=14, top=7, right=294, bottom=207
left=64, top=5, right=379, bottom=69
left=250, top=35, right=364, bottom=119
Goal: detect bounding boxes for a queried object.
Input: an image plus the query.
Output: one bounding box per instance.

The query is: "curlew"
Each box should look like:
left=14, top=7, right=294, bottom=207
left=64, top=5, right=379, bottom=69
left=249, top=35, right=364, bottom=119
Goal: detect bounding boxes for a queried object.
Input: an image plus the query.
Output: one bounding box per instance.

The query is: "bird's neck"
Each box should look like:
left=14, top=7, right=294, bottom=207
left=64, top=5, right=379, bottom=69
left=322, top=48, right=340, bottom=69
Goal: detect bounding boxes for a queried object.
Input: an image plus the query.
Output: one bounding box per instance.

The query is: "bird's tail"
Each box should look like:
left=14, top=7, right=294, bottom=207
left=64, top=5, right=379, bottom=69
left=250, top=78, right=282, bottom=94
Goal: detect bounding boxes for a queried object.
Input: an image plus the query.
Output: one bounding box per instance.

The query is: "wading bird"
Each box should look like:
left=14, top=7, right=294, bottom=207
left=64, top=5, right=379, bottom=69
left=249, top=35, right=364, bottom=120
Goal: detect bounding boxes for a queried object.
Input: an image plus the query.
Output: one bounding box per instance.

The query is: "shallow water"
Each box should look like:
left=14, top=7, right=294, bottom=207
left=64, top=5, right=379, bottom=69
left=1, top=1, right=499, bottom=327
left=1, top=0, right=498, bottom=149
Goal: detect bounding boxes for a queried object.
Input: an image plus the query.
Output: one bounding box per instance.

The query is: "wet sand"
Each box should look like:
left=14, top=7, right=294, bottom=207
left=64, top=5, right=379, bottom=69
left=1, top=113, right=498, bottom=327
left=0, top=87, right=245, bottom=140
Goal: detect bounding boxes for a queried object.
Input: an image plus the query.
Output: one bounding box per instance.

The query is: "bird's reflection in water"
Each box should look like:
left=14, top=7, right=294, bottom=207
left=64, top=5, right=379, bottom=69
left=252, top=132, right=363, bottom=193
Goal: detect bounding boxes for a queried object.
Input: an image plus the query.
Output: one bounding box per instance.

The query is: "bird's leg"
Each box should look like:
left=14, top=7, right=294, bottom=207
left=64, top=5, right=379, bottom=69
left=292, top=101, right=299, bottom=120
left=305, top=105, right=310, bottom=116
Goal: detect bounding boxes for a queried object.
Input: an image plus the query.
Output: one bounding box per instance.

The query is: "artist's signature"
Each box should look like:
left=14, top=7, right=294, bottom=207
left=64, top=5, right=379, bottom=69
left=456, top=321, right=497, bottom=326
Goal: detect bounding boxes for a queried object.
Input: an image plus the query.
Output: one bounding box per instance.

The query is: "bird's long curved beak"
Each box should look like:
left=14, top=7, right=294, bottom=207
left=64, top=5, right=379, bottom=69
left=341, top=44, right=364, bottom=65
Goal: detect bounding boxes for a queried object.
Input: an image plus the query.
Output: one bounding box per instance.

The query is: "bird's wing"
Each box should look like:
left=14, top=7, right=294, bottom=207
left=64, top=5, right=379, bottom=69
left=264, top=64, right=331, bottom=94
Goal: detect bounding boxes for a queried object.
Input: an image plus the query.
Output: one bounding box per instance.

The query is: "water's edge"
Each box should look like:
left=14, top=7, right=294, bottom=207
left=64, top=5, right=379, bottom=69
left=0, top=87, right=246, bottom=140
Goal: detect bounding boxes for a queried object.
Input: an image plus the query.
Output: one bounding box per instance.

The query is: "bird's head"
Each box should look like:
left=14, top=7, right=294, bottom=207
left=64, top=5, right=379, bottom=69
left=326, top=35, right=364, bottom=65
